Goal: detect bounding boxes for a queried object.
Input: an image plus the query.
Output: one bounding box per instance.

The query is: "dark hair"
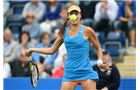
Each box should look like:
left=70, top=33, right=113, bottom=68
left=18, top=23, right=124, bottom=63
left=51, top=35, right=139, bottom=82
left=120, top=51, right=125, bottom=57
left=58, top=19, right=69, bottom=37
left=19, top=31, right=30, bottom=43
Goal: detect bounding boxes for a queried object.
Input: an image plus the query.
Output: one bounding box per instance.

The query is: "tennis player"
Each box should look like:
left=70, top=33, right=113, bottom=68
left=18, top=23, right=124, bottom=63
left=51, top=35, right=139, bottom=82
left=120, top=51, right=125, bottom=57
left=26, top=5, right=111, bottom=90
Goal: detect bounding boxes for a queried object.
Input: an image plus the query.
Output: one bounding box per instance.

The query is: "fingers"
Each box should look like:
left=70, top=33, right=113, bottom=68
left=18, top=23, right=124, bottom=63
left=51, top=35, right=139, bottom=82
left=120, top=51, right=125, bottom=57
left=105, top=63, right=112, bottom=70
left=106, top=63, right=112, bottom=66
left=104, top=63, right=111, bottom=67
left=106, top=67, right=112, bottom=70
left=25, top=49, right=31, bottom=57
left=99, top=64, right=112, bottom=70
left=25, top=51, right=29, bottom=56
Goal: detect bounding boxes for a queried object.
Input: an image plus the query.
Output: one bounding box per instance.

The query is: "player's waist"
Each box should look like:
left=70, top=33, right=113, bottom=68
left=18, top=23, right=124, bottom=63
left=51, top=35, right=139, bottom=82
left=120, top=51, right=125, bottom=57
left=66, top=48, right=89, bottom=52
left=67, top=51, right=89, bottom=56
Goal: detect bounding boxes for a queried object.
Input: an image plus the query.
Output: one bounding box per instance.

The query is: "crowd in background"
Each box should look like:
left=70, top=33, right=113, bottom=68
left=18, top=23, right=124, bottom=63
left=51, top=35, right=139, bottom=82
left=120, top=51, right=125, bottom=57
left=3, top=0, right=135, bottom=81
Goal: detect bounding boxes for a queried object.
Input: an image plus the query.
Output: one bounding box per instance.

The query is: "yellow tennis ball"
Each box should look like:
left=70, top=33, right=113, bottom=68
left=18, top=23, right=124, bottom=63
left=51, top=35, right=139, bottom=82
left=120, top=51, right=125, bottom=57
left=70, top=14, right=77, bottom=21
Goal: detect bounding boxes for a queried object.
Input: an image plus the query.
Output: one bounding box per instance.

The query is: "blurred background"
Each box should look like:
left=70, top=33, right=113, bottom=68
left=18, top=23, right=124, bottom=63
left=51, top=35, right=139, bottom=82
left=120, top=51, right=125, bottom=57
left=3, top=0, right=136, bottom=90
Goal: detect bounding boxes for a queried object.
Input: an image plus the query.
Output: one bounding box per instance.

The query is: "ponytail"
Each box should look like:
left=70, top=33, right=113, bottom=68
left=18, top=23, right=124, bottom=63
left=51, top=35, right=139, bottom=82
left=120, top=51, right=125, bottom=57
left=58, top=19, right=69, bottom=37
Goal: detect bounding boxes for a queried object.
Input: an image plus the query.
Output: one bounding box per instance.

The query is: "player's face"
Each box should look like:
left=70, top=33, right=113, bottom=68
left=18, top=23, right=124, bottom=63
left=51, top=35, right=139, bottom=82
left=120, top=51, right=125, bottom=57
left=68, top=10, right=81, bottom=25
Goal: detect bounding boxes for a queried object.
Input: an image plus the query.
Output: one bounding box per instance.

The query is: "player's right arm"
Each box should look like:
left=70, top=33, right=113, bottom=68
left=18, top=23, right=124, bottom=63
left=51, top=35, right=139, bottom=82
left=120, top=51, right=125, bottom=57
left=26, top=35, right=63, bottom=57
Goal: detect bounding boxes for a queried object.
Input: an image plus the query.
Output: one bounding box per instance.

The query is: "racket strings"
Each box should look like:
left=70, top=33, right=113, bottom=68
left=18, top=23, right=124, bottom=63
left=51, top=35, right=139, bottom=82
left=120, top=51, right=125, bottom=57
left=32, top=65, right=38, bottom=87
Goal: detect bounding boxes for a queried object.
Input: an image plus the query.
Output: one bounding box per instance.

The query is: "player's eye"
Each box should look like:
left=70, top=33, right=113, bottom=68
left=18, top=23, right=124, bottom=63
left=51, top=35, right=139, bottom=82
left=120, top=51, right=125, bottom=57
left=75, top=13, right=78, bottom=15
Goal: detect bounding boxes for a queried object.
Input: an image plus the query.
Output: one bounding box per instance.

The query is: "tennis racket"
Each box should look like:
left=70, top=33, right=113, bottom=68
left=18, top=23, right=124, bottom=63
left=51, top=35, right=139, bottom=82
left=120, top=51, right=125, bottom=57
left=28, top=55, right=39, bottom=88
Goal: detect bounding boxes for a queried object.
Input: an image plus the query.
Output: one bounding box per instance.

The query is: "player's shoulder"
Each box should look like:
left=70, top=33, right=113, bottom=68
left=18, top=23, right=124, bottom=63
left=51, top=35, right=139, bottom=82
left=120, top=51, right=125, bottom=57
left=83, top=25, right=95, bottom=34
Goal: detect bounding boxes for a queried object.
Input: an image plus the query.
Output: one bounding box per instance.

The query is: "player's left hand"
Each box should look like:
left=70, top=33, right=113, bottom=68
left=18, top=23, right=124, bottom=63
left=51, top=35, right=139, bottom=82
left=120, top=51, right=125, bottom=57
left=98, top=63, right=112, bottom=70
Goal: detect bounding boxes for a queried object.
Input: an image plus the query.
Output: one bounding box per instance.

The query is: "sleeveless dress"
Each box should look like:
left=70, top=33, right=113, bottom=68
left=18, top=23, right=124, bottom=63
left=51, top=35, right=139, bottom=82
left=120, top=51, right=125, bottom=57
left=62, top=24, right=98, bottom=82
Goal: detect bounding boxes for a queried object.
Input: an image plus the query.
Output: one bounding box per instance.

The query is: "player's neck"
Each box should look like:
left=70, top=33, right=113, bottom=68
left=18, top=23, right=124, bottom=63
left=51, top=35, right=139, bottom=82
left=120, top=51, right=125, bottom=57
left=70, top=23, right=80, bottom=32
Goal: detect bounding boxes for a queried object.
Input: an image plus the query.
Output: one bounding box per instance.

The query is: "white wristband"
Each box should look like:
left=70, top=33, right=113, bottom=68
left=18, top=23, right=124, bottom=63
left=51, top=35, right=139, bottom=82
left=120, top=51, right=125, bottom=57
left=97, top=59, right=103, bottom=65
left=104, top=87, right=108, bottom=90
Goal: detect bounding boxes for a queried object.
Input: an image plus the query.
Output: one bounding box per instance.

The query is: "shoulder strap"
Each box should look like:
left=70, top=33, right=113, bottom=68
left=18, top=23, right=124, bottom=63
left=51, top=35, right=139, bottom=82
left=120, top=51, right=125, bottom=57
left=79, top=25, right=84, bottom=35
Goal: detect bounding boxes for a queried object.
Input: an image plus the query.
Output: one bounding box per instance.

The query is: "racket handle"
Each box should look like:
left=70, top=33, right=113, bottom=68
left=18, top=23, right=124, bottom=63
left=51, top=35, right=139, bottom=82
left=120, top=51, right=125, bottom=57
left=28, top=56, right=32, bottom=61
left=26, top=49, right=32, bottom=61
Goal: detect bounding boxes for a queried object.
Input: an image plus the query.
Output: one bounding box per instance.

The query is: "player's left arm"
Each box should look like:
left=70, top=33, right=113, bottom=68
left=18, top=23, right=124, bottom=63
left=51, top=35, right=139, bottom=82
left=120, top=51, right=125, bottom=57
left=85, top=27, right=112, bottom=70
left=85, top=27, right=102, bottom=60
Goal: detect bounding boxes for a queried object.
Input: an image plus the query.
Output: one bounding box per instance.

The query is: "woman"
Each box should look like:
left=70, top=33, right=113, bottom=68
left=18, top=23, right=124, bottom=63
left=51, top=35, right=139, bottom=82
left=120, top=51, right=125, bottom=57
left=26, top=5, right=111, bottom=90
left=93, top=49, right=120, bottom=90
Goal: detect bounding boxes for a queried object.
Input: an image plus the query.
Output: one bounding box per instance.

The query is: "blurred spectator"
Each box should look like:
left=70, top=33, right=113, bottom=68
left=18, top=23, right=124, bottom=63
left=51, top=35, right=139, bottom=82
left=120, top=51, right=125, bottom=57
left=94, top=0, right=118, bottom=31
left=3, top=1, right=10, bottom=29
left=3, top=58, right=11, bottom=78
left=40, top=0, right=62, bottom=35
left=22, top=0, right=46, bottom=22
left=10, top=48, right=30, bottom=77
left=65, top=0, right=80, bottom=7
left=53, top=5, right=70, bottom=42
left=22, top=12, right=40, bottom=45
left=3, top=28, right=18, bottom=63
left=79, top=0, right=97, bottom=28
left=37, top=62, right=50, bottom=78
left=3, top=1, right=10, bottom=17
left=52, top=43, right=66, bottom=73
left=14, top=31, right=34, bottom=59
left=51, top=54, right=66, bottom=78
left=114, top=0, right=136, bottom=54
left=93, top=49, right=120, bottom=90
left=33, top=32, right=58, bottom=76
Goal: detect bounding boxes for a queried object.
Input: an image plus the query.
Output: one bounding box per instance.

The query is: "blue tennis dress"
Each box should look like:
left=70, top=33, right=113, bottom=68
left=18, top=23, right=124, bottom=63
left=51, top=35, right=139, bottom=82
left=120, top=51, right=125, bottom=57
left=62, top=24, right=98, bottom=82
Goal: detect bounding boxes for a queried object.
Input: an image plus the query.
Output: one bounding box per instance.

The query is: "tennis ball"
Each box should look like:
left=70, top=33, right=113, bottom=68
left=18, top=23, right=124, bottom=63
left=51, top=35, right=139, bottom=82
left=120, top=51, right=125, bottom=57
left=70, top=14, right=77, bottom=21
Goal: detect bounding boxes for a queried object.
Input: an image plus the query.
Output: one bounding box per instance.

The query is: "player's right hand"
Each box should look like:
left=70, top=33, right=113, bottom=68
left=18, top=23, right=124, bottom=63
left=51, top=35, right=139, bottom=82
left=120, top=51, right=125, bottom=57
left=98, top=63, right=112, bottom=70
left=25, top=48, right=32, bottom=57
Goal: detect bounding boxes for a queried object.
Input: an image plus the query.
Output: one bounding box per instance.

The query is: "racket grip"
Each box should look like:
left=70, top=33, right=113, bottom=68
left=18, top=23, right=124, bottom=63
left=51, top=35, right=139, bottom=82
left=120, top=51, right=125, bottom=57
left=26, top=49, right=32, bottom=61
left=28, top=56, right=32, bottom=61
